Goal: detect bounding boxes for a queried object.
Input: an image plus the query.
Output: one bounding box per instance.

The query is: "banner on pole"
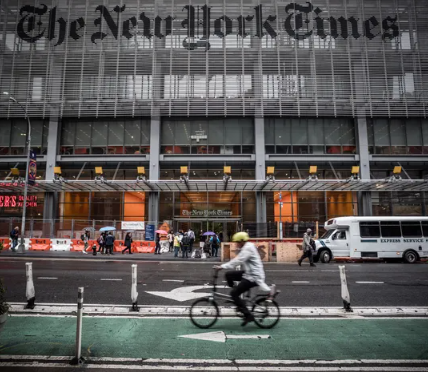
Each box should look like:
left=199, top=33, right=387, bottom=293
left=28, top=150, right=37, bottom=185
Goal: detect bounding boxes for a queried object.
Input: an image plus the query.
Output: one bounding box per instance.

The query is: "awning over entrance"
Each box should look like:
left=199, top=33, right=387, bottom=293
left=1, top=179, right=428, bottom=193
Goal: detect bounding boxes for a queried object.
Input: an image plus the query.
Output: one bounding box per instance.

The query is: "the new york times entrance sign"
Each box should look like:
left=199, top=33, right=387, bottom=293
left=17, top=2, right=400, bottom=49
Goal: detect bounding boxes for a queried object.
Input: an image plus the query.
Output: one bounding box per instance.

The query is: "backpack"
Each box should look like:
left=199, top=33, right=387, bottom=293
left=211, top=235, right=219, bottom=247
left=10, top=230, right=15, bottom=239
left=182, top=235, right=190, bottom=246
left=194, top=249, right=201, bottom=258
left=80, top=234, right=85, bottom=241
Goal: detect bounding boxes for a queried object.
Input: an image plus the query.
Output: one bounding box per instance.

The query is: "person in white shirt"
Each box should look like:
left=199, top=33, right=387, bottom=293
left=214, top=232, right=274, bottom=326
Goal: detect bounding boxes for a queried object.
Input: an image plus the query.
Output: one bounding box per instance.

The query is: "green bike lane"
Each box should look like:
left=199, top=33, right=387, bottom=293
left=1, top=316, right=427, bottom=361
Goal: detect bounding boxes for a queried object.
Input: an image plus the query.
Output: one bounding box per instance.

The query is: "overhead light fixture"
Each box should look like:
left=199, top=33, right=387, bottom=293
left=180, top=166, right=189, bottom=183
left=53, top=166, right=67, bottom=183
left=349, top=166, right=360, bottom=181
left=388, top=165, right=402, bottom=182
left=95, top=166, right=106, bottom=183
left=308, top=166, right=318, bottom=181
left=223, top=166, right=232, bottom=184
left=266, top=166, right=275, bottom=182
left=137, top=166, right=146, bottom=182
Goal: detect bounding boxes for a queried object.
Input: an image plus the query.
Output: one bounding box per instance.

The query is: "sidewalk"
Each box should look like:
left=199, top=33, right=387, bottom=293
left=0, top=250, right=221, bottom=262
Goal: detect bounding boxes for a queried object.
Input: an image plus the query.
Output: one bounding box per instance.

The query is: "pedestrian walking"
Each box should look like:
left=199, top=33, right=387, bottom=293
left=173, top=233, right=181, bottom=257
left=122, top=232, right=133, bottom=254
left=10, top=226, right=19, bottom=252
left=188, top=228, right=195, bottom=255
left=168, top=230, right=174, bottom=252
left=81, top=229, right=89, bottom=254
left=154, top=233, right=161, bottom=255
left=181, top=232, right=190, bottom=258
left=210, top=233, right=220, bottom=257
left=105, top=232, right=115, bottom=256
left=298, top=228, right=316, bottom=267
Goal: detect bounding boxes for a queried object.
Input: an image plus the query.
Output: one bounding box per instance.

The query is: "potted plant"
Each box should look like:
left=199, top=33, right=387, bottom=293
left=0, top=278, right=10, bottom=332
left=0, top=241, right=4, bottom=252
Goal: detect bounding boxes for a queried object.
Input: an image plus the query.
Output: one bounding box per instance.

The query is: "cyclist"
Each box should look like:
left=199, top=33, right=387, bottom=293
left=214, top=232, right=274, bottom=326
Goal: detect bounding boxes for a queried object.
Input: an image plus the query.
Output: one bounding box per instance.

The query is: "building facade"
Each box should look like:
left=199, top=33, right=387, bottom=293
left=0, top=0, right=427, bottom=238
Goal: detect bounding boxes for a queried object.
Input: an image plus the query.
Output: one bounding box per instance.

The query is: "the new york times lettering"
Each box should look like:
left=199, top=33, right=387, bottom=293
left=16, top=2, right=400, bottom=49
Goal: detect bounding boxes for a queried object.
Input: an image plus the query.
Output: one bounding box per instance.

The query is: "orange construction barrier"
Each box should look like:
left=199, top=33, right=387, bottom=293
left=30, top=238, right=51, bottom=251
left=71, top=239, right=85, bottom=252
left=114, top=240, right=125, bottom=252
left=0, top=238, right=11, bottom=250
left=85, top=240, right=98, bottom=252
left=132, top=241, right=155, bottom=253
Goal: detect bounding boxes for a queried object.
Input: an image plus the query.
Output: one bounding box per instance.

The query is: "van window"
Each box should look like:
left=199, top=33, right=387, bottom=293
left=422, top=222, right=428, bottom=237
left=380, top=221, right=401, bottom=238
left=360, top=222, right=380, bottom=238
left=401, top=222, right=422, bottom=237
left=334, top=231, right=346, bottom=240
left=320, top=230, right=335, bottom=239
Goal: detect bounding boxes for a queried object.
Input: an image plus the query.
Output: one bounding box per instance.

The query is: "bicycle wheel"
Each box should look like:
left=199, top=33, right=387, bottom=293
left=189, top=297, right=220, bottom=329
left=252, top=297, right=280, bottom=329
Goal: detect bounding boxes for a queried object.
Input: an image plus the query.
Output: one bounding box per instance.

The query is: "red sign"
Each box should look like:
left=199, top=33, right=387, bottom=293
left=0, top=195, right=38, bottom=208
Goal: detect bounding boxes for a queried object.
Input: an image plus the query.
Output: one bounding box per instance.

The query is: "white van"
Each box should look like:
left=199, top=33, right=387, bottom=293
left=314, top=216, right=428, bottom=264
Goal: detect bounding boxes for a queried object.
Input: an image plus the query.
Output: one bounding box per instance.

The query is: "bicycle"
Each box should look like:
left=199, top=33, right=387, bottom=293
left=189, top=269, right=280, bottom=329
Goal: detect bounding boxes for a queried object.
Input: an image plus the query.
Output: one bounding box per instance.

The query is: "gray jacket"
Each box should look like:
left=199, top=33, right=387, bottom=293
left=303, top=232, right=312, bottom=251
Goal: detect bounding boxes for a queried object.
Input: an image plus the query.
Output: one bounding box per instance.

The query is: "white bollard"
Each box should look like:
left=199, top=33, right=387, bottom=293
left=131, top=264, right=139, bottom=311
left=25, top=262, right=35, bottom=309
left=70, top=287, right=85, bottom=365
left=339, top=265, right=353, bottom=312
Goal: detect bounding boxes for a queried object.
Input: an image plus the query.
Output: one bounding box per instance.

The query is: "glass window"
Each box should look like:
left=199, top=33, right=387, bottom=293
left=334, top=231, right=346, bottom=240
left=61, top=122, right=75, bottom=146
left=406, top=119, right=422, bottom=146
left=108, top=121, right=124, bottom=146
left=241, top=119, right=254, bottom=145
left=125, top=121, right=140, bottom=146
left=380, top=221, right=401, bottom=237
left=175, top=121, right=191, bottom=144
left=92, top=122, right=108, bottom=146
left=308, top=118, right=323, bottom=145
left=265, top=119, right=274, bottom=145
left=75, top=121, right=91, bottom=147
left=390, top=119, right=406, bottom=146
left=360, top=222, right=380, bottom=238
left=208, top=120, right=224, bottom=144
left=324, top=119, right=341, bottom=145
left=162, top=121, right=175, bottom=144
left=275, top=119, right=290, bottom=145
left=422, top=222, right=428, bottom=237
left=340, top=120, right=356, bottom=145
left=225, top=119, right=241, bottom=145
left=374, top=119, right=390, bottom=146
left=0, top=121, right=11, bottom=147
left=291, top=118, right=307, bottom=145
left=401, top=221, right=422, bottom=237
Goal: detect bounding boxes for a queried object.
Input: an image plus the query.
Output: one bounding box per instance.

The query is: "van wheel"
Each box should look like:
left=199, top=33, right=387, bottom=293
left=320, top=250, right=332, bottom=263
left=403, top=250, right=418, bottom=264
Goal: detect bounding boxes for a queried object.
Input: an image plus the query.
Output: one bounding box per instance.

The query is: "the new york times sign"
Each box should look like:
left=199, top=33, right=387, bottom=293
left=17, top=2, right=400, bottom=50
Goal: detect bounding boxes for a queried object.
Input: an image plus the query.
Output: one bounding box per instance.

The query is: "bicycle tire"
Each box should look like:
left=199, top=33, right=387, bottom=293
left=252, top=297, right=280, bottom=329
left=189, top=297, right=220, bottom=329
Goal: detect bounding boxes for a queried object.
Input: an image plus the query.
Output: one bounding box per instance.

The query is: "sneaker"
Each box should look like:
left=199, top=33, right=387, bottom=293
left=310, top=263, right=316, bottom=267
left=82, top=251, right=87, bottom=254
left=297, top=260, right=301, bottom=266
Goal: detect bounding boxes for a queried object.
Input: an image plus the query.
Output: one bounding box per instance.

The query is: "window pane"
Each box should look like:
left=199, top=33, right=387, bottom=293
left=275, top=119, right=290, bottom=145
left=10, top=120, right=27, bottom=146
left=422, top=119, right=428, bottom=146
left=92, top=122, right=108, bottom=146
left=124, top=121, right=140, bottom=145
left=31, top=121, right=43, bottom=147
left=291, top=118, right=307, bottom=145
left=61, top=122, right=75, bottom=146
left=360, top=222, right=380, bottom=238
left=225, top=119, right=241, bottom=144
left=390, top=119, right=406, bottom=146
left=422, top=222, right=428, bottom=237
left=340, top=120, right=356, bottom=145
left=0, top=121, right=11, bottom=146
left=380, top=221, right=401, bottom=237
left=241, top=119, right=254, bottom=145
left=324, top=119, right=341, bottom=145
left=374, top=119, right=390, bottom=146
left=308, top=118, right=323, bottom=145
left=191, top=121, right=208, bottom=145
left=401, top=222, right=422, bottom=238
left=265, top=119, right=274, bottom=144
left=175, top=121, right=191, bottom=144
left=406, top=119, right=422, bottom=146
left=208, top=120, right=224, bottom=144
left=76, top=121, right=92, bottom=146
left=162, top=121, right=175, bottom=144
left=108, top=121, right=124, bottom=145
left=141, top=121, right=150, bottom=144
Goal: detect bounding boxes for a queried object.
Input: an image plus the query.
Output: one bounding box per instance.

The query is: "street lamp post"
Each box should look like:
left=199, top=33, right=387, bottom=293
left=3, top=92, right=32, bottom=253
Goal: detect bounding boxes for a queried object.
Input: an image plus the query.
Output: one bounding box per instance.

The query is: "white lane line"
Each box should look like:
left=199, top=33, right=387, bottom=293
left=37, top=277, right=58, bottom=280
left=163, top=279, right=184, bottom=282
left=267, top=270, right=337, bottom=272
left=356, top=281, right=384, bottom=284
left=100, top=278, right=123, bottom=281
left=292, top=281, right=310, bottom=284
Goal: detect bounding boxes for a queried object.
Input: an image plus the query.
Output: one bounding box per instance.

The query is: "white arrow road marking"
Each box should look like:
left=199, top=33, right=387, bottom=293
left=100, top=279, right=123, bottom=281
left=146, top=285, right=212, bottom=302
left=178, top=331, right=270, bottom=343
left=356, top=281, right=384, bottom=284
left=163, top=279, right=184, bottom=282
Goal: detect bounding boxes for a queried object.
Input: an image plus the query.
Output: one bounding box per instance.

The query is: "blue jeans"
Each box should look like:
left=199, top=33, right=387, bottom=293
left=174, top=246, right=180, bottom=257
left=11, top=239, right=18, bottom=251
left=212, top=246, right=218, bottom=257
left=182, top=245, right=189, bottom=258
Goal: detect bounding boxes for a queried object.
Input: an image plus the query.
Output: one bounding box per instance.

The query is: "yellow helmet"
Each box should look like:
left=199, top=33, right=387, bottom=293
left=232, top=232, right=250, bottom=242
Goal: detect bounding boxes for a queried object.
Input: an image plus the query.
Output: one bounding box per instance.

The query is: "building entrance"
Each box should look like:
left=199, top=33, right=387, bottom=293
left=173, top=219, right=240, bottom=243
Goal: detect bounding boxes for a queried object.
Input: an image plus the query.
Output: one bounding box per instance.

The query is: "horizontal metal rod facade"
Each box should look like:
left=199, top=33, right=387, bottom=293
left=0, top=0, right=427, bottom=118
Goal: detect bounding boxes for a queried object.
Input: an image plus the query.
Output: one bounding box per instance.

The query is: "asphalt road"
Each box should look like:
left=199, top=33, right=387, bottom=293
left=1, top=258, right=428, bottom=307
